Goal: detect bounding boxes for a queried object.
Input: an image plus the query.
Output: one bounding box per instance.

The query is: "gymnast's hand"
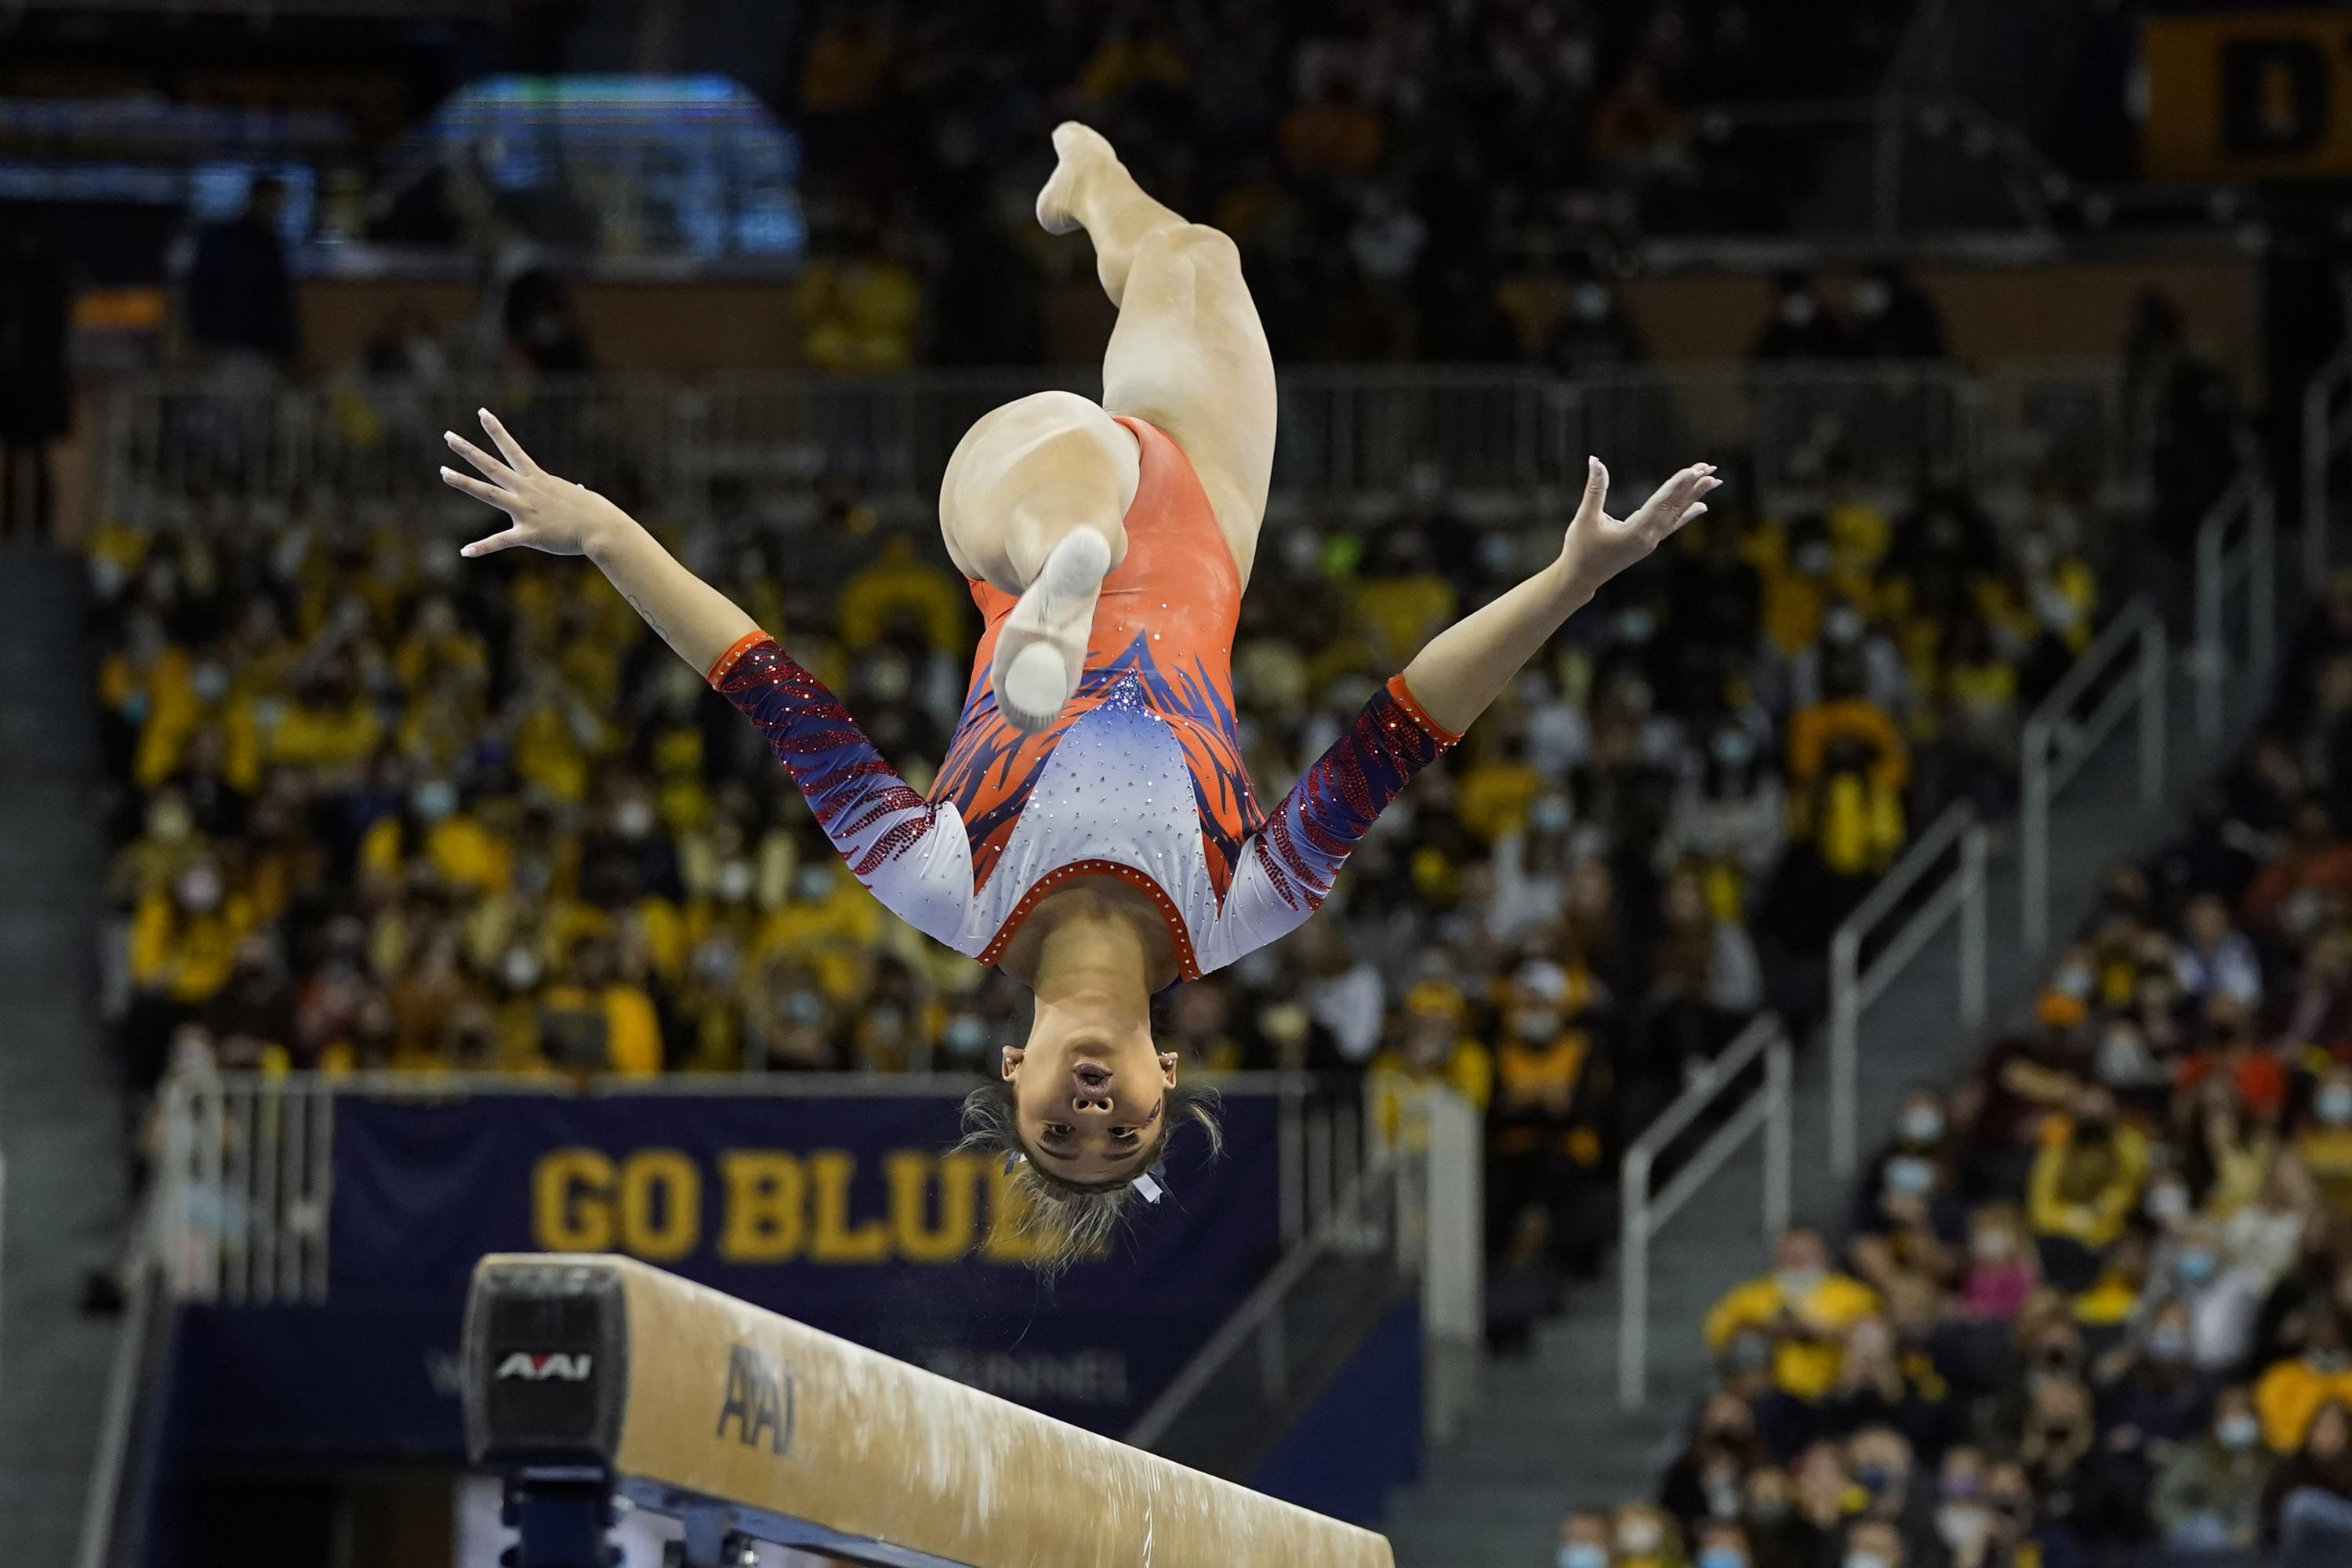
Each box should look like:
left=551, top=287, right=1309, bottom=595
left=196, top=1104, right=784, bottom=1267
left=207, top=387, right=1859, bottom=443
left=441, top=409, right=634, bottom=558
left=1557, top=457, right=1721, bottom=598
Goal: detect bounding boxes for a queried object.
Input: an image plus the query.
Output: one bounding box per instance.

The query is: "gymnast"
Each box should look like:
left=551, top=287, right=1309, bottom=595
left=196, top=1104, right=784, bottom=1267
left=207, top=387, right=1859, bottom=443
left=441, top=122, right=1718, bottom=1259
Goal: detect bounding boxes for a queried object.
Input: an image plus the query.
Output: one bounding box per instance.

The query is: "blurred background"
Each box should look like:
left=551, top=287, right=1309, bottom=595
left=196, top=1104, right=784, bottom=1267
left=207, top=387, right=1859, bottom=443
left=9, top=0, right=2352, bottom=1565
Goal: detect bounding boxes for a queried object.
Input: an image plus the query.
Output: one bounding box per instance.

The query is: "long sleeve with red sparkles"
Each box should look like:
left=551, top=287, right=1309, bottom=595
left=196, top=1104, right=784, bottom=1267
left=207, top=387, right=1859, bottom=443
left=709, top=633, right=973, bottom=947
left=1199, top=674, right=1457, bottom=969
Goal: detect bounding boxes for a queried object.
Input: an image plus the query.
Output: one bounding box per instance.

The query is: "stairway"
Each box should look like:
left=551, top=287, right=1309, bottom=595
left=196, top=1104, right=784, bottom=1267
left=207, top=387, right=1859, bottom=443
left=0, top=546, right=127, bottom=1561
left=1381, top=666, right=2218, bottom=1568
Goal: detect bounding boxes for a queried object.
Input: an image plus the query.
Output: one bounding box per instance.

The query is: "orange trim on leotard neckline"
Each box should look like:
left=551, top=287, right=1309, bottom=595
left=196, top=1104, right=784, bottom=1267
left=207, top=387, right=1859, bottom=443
left=976, top=858, right=1203, bottom=982
left=1385, top=673, right=1464, bottom=746
left=705, top=630, right=772, bottom=687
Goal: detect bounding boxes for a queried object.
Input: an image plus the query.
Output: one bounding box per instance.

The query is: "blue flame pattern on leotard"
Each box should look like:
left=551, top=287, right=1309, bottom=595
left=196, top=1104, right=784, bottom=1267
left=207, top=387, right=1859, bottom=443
left=930, top=629, right=1261, bottom=895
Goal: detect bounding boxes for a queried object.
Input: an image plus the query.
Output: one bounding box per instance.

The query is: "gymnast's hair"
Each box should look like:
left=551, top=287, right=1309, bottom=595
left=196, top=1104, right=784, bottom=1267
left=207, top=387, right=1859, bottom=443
left=956, top=1075, right=1223, bottom=1274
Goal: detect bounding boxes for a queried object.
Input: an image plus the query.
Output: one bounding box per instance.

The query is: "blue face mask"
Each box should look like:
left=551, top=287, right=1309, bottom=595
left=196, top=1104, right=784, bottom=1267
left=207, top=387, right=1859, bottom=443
left=1698, top=1552, right=1749, bottom=1568
left=1559, top=1546, right=1609, bottom=1568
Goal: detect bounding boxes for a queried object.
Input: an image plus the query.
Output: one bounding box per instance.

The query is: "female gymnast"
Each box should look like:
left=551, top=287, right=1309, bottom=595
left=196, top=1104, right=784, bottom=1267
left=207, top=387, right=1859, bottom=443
left=441, top=123, right=1719, bottom=1260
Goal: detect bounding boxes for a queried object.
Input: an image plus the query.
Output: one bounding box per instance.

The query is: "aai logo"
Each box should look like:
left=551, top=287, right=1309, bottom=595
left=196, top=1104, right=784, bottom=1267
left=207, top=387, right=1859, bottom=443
left=495, top=1352, right=593, bottom=1382
left=715, top=1343, right=796, bottom=1457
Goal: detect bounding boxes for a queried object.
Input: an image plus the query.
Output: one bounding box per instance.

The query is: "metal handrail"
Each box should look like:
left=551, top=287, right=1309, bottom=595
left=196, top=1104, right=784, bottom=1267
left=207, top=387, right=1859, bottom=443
left=1617, top=1014, right=1794, bottom=1409
left=2193, top=470, right=2275, bottom=744
left=2018, top=597, right=2169, bottom=953
left=90, top=359, right=2078, bottom=526
left=1827, top=804, right=1991, bottom=1175
left=1124, top=1151, right=1403, bottom=1451
left=75, top=1216, right=162, bottom=1568
left=2303, top=340, right=2352, bottom=586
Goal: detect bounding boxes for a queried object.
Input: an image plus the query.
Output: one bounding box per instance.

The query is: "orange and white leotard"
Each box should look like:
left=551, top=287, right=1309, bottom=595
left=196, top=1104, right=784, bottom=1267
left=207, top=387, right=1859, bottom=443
left=709, top=416, right=1457, bottom=980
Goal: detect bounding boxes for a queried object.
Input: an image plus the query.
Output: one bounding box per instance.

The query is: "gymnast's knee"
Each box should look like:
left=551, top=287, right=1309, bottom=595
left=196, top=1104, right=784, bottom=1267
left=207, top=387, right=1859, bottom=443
left=1138, top=222, right=1241, bottom=278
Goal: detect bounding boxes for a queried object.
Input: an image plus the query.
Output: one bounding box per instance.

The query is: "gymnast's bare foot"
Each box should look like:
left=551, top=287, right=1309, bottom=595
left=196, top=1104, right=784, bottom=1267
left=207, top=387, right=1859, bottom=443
left=989, top=526, right=1112, bottom=733
left=1035, top=121, right=1116, bottom=237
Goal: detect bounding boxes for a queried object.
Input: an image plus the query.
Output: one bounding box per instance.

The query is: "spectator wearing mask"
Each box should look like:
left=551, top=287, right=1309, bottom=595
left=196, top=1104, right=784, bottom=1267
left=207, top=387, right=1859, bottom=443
left=1663, top=713, right=1786, bottom=909
left=2264, top=1397, right=2352, bottom=1563
left=2151, top=1384, right=2274, bottom=1552
left=1661, top=1390, right=1768, bottom=1534
left=1786, top=642, right=1908, bottom=883
left=2174, top=891, right=2263, bottom=1007
left=1556, top=1508, right=1612, bottom=1568
left=1849, top=1090, right=1965, bottom=1296
left=1690, top=1520, right=1754, bottom=1568
left=1489, top=961, right=1615, bottom=1274
left=2259, top=1309, right=2352, bottom=1454
left=2092, top=1298, right=2212, bottom=1513
left=1822, top=1316, right=1957, bottom=1461
left=2299, top=1066, right=2352, bottom=1216
left=1836, top=1519, right=1906, bottom=1568
left=2148, top=1214, right=2267, bottom=1374
left=1368, top=980, right=1494, bottom=1142
left=1704, top=1225, right=1881, bottom=1403
left=1957, top=1204, right=2041, bottom=1321
left=1845, top=1424, right=1938, bottom=1562
left=2027, top=1087, right=2148, bottom=1290
left=1981, top=1456, right=2091, bottom=1568
left=1610, top=1504, right=1687, bottom=1568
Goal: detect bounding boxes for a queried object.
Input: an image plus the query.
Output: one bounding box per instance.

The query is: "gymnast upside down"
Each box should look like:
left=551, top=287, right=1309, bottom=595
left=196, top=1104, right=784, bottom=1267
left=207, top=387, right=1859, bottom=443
left=442, top=123, right=1719, bottom=1255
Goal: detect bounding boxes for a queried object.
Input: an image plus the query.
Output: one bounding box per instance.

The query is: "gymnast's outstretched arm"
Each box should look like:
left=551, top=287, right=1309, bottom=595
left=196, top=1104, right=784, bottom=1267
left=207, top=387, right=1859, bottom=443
left=442, top=411, right=973, bottom=945
left=1399, top=458, right=1720, bottom=736
left=442, top=409, right=756, bottom=677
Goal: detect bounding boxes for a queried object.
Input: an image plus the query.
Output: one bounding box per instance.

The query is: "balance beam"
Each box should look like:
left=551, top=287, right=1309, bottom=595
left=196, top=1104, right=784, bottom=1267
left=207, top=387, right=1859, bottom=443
left=462, top=1253, right=1396, bottom=1568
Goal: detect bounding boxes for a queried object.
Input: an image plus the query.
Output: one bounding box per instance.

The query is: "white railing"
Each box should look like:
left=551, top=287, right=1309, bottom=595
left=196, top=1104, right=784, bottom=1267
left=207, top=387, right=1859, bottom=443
left=2018, top=598, right=2169, bottom=953
left=2302, top=341, right=2352, bottom=585
left=2193, top=471, right=2278, bottom=744
left=91, top=361, right=2080, bottom=527
left=1827, top=804, right=1992, bottom=1177
left=1617, top=1014, right=1794, bottom=1410
left=151, top=1069, right=1363, bottom=1306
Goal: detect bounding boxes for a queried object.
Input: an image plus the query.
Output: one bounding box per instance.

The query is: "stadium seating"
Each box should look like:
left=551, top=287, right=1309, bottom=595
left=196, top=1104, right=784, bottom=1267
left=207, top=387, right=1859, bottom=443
left=1610, top=579, right=2352, bottom=1568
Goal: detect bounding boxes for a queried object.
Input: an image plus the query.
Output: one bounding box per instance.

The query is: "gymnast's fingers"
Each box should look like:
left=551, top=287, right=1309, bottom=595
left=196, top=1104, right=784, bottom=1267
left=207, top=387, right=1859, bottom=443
left=441, top=466, right=515, bottom=510
left=445, top=430, right=519, bottom=487
left=459, top=527, right=528, bottom=558
left=477, top=408, right=539, bottom=474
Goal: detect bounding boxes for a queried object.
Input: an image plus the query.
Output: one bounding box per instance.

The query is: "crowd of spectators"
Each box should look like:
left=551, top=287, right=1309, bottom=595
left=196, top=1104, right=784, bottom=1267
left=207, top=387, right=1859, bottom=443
left=1566, top=576, right=2352, bottom=1568
left=90, top=402, right=2103, bottom=1285
left=778, top=0, right=1911, bottom=368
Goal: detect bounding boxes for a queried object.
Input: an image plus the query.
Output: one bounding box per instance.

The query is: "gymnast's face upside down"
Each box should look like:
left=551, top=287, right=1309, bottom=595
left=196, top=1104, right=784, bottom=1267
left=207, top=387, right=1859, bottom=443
left=1000, top=989, right=1175, bottom=1189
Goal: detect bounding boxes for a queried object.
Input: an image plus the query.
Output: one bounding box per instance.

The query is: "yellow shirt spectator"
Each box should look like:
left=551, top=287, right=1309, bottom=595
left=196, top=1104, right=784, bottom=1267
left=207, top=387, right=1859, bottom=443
left=837, top=535, right=967, bottom=652
left=2255, top=1352, right=2352, bottom=1453
left=2028, top=1112, right=2149, bottom=1249
left=1704, top=1229, right=1880, bottom=1400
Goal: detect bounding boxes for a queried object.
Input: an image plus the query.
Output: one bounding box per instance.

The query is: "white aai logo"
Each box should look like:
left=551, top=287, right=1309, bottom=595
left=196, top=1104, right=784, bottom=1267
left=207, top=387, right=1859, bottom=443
left=495, top=1352, right=595, bottom=1382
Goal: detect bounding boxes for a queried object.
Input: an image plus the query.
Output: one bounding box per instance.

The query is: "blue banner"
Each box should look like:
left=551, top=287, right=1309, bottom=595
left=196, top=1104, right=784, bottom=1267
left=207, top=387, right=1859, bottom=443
left=320, top=1088, right=1281, bottom=1435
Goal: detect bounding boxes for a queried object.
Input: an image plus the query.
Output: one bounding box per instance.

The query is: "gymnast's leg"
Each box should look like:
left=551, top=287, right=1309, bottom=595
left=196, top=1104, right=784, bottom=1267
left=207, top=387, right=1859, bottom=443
left=1037, top=121, right=1278, bottom=586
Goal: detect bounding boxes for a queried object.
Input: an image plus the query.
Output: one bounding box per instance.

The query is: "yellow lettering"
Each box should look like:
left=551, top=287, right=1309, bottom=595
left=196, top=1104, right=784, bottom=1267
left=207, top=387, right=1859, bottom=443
left=808, top=1150, right=889, bottom=1262
left=532, top=1148, right=615, bottom=1251
left=886, top=1152, right=978, bottom=1264
left=981, top=1152, right=1058, bottom=1265
left=617, top=1149, right=700, bottom=1261
left=718, top=1151, right=806, bottom=1263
